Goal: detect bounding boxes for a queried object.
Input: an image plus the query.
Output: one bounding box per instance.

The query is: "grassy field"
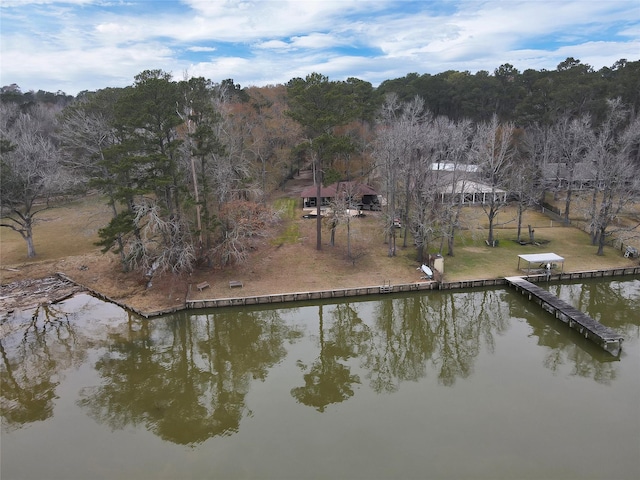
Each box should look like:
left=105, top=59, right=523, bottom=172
left=1, top=194, right=112, bottom=266
left=542, top=190, right=640, bottom=247
left=1, top=195, right=637, bottom=289
left=271, top=198, right=300, bottom=246
left=382, top=206, right=637, bottom=281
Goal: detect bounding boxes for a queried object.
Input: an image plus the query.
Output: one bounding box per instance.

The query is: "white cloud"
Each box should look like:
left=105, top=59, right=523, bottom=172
left=187, top=46, right=217, bottom=53
left=289, top=33, right=344, bottom=50
left=254, top=40, right=291, bottom=51
left=1, top=0, right=638, bottom=94
left=0, top=0, right=93, bottom=5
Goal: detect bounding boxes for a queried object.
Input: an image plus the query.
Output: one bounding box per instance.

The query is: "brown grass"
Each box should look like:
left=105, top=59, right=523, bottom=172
left=1, top=189, right=638, bottom=315
left=0, top=194, right=113, bottom=263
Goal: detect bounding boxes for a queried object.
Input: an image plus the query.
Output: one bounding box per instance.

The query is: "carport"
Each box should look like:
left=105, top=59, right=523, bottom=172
left=517, top=253, right=565, bottom=274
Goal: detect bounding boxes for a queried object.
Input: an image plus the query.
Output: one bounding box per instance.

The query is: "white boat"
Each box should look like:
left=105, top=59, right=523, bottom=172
left=420, top=264, right=433, bottom=279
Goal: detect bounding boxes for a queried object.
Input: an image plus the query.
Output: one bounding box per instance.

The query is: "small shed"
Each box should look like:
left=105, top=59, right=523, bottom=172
left=517, top=253, right=565, bottom=274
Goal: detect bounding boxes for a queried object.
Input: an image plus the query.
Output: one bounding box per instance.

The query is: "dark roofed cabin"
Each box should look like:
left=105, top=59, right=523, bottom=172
left=300, top=181, right=380, bottom=210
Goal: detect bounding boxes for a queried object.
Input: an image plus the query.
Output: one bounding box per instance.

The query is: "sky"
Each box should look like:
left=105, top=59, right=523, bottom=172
left=1, top=0, right=639, bottom=96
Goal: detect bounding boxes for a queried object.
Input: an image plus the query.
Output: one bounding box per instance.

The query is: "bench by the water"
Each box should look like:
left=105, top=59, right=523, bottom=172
left=196, top=282, right=210, bottom=291
left=229, top=280, right=243, bottom=288
left=505, top=276, right=623, bottom=356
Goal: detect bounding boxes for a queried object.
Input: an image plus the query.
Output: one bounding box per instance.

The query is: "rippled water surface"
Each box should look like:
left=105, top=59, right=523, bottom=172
left=1, top=277, right=639, bottom=480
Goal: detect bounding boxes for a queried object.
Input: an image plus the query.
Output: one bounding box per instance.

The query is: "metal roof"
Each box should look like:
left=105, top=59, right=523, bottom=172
left=300, top=181, right=379, bottom=198
left=517, top=253, right=565, bottom=263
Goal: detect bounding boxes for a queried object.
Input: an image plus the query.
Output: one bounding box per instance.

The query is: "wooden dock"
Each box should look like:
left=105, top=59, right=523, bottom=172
left=505, top=276, right=624, bottom=356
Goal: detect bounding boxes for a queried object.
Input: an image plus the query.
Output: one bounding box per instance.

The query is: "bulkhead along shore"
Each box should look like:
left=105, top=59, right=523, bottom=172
left=2, top=241, right=638, bottom=318
left=2, top=176, right=639, bottom=318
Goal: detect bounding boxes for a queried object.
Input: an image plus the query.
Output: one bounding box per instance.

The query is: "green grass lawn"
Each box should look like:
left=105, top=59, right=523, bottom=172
left=442, top=225, right=633, bottom=281
left=271, top=198, right=300, bottom=245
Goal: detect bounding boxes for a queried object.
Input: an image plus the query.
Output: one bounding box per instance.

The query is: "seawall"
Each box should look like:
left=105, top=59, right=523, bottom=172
left=57, top=266, right=640, bottom=318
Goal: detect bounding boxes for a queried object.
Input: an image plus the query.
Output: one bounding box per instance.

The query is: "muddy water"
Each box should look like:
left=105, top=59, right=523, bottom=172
left=1, top=277, right=639, bottom=480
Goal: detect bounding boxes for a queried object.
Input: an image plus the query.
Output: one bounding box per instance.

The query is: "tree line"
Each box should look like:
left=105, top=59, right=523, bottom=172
left=377, top=58, right=640, bottom=125
left=1, top=57, right=639, bottom=278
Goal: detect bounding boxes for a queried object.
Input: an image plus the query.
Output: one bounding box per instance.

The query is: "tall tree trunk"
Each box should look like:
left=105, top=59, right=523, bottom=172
left=487, top=209, right=496, bottom=246
left=18, top=215, right=37, bottom=258
left=391, top=230, right=396, bottom=257
left=388, top=176, right=396, bottom=257
left=446, top=202, right=462, bottom=256
left=330, top=218, right=336, bottom=246
left=597, top=226, right=606, bottom=255
left=563, top=187, right=572, bottom=225
left=25, top=232, right=36, bottom=258
left=347, top=216, right=351, bottom=258
left=403, top=165, right=411, bottom=248
left=516, top=203, right=523, bottom=243
left=108, top=197, right=128, bottom=271
left=447, top=224, right=455, bottom=256
left=588, top=176, right=600, bottom=245
left=316, top=156, right=322, bottom=251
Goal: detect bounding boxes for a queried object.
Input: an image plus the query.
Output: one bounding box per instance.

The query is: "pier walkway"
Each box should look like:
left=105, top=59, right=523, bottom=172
left=505, top=276, right=624, bottom=356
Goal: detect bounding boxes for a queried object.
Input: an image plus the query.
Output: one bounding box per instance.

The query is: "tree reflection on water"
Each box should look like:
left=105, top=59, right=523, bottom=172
left=514, top=279, right=640, bottom=385
left=77, top=308, right=296, bottom=445
left=291, top=304, right=363, bottom=412
left=1, top=281, right=637, bottom=444
left=1, top=303, right=89, bottom=430
left=360, top=289, right=511, bottom=391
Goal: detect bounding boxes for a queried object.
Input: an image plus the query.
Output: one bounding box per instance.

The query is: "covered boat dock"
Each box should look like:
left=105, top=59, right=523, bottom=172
left=517, top=253, right=565, bottom=274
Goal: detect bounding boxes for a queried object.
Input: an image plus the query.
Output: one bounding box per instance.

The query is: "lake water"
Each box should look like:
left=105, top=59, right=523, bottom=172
left=1, top=277, right=639, bottom=480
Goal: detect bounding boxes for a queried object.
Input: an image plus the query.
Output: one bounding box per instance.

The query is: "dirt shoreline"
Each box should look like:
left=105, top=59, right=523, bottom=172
left=0, top=231, right=421, bottom=315
left=2, top=252, right=638, bottom=317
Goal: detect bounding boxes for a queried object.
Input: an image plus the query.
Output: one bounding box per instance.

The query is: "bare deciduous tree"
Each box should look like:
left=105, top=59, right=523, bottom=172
left=58, top=90, right=128, bottom=264
left=0, top=104, right=73, bottom=257
left=374, top=94, right=425, bottom=257
left=373, top=94, right=401, bottom=256
left=472, top=115, right=516, bottom=246
left=430, top=117, right=474, bottom=256
left=509, top=128, right=543, bottom=243
left=127, top=198, right=196, bottom=280
left=585, top=100, right=640, bottom=255
left=552, top=114, right=593, bottom=224
left=325, top=181, right=363, bottom=260
left=214, top=200, right=277, bottom=266
left=408, top=163, right=438, bottom=263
